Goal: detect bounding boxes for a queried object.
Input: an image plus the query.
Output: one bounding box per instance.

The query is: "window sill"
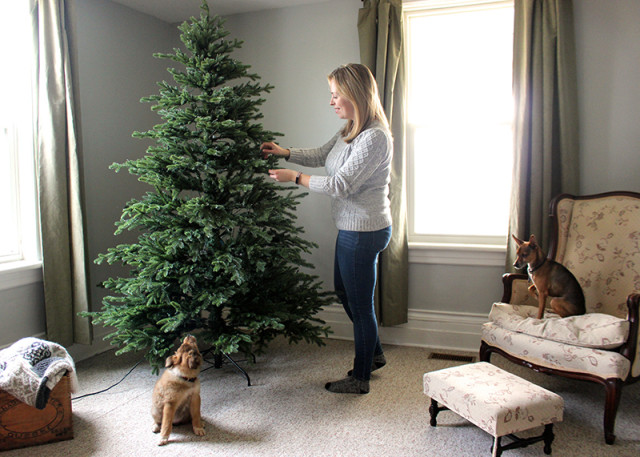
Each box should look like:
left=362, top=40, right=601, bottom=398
left=409, top=242, right=506, bottom=266
left=0, top=260, right=43, bottom=292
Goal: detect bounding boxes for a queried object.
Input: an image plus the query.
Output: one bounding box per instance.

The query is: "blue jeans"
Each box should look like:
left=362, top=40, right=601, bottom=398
left=334, top=226, right=392, bottom=381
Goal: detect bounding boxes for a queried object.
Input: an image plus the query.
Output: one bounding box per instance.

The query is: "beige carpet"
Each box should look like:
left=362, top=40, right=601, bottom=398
left=3, top=337, right=639, bottom=457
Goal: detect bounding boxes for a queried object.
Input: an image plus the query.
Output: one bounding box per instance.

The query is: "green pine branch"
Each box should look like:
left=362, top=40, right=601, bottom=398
left=84, top=0, right=333, bottom=373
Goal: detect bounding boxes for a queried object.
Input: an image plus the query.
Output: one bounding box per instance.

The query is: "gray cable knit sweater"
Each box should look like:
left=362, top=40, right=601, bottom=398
left=288, top=122, right=393, bottom=232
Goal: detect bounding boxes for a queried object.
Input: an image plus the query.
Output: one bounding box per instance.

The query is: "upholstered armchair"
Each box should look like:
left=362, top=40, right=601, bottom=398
left=480, top=191, right=640, bottom=445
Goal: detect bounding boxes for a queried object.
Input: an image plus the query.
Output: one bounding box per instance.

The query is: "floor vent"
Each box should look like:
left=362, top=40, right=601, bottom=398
left=428, top=353, right=475, bottom=363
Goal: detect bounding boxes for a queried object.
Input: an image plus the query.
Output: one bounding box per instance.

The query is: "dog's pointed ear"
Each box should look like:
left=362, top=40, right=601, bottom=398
left=512, top=234, right=524, bottom=246
left=529, top=234, right=538, bottom=247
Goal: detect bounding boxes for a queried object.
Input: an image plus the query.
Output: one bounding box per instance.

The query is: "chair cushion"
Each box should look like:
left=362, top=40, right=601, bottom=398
left=488, top=303, right=630, bottom=349
left=482, top=322, right=631, bottom=380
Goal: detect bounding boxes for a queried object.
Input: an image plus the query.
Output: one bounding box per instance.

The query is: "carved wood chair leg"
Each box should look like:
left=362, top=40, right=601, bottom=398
left=479, top=341, right=492, bottom=362
left=603, top=378, right=623, bottom=445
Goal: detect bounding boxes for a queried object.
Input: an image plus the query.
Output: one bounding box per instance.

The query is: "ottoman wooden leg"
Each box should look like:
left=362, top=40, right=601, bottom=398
left=491, top=424, right=555, bottom=456
left=491, top=436, right=502, bottom=457
left=429, top=399, right=439, bottom=426
left=543, top=423, right=555, bottom=455
left=429, top=399, right=450, bottom=427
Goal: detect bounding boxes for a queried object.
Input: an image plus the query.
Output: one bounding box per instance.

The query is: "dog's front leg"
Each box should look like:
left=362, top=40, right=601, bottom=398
left=536, top=292, right=547, bottom=319
left=159, top=403, right=177, bottom=446
left=190, top=390, right=205, bottom=436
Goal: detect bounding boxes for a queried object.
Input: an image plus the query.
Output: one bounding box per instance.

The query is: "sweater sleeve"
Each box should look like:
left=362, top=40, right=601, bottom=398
left=308, top=128, right=390, bottom=197
left=287, top=131, right=341, bottom=168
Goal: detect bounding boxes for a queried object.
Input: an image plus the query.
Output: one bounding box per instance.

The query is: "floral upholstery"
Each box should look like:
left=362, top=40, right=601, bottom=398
left=481, top=193, right=640, bottom=444
left=484, top=194, right=640, bottom=378
left=488, top=303, right=629, bottom=350
left=423, top=362, right=564, bottom=438
left=482, top=322, right=631, bottom=380
left=554, top=196, right=640, bottom=318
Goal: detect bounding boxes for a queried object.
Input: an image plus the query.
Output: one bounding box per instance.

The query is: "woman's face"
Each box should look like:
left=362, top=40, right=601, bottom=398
left=329, top=80, right=355, bottom=120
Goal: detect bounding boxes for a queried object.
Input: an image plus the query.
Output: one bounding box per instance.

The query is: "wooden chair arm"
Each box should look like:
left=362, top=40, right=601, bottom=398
left=621, top=293, right=640, bottom=370
left=501, top=273, right=529, bottom=303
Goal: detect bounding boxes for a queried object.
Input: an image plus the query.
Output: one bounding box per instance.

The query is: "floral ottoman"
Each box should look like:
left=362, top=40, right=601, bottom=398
left=423, top=362, right=563, bottom=457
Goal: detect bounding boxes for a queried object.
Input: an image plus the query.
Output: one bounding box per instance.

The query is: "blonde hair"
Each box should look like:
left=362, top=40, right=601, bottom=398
left=328, top=63, right=389, bottom=143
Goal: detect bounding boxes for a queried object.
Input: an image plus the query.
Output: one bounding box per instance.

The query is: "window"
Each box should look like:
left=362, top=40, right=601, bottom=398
left=0, top=2, right=40, bottom=266
left=404, top=0, right=514, bottom=248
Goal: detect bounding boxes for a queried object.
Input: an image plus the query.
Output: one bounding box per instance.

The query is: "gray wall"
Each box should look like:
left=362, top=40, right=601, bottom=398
left=0, top=0, right=176, bottom=351
left=2, top=0, right=639, bottom=356
left=70, top=0, right=177, bottom=311
left=223, top=0, right=640, bottom=322
left=223, top=0, right=361, bottom=296
left=574, top=0, right=640, bottom=194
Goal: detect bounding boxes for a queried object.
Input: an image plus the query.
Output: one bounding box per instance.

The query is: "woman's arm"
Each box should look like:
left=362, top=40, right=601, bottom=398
left=267, top=169, right=310, bottom=188
left=309, top=127, right=391, bottom=197
left=287, top=131, right=341, bottom=168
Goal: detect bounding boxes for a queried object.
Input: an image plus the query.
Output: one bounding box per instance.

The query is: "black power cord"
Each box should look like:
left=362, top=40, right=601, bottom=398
left=71, top=357, right=145, bottom=401
left=71, top=347, right=255, bottom=400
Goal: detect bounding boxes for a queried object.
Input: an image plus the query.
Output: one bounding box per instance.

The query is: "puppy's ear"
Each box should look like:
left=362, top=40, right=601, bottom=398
left=529, top=234, right=538, bottom=247
left=188, top=353, right=201, bottom=370
left=512, top=235, right=524, bottom=246
left=165, top=354, right=178, bottom=368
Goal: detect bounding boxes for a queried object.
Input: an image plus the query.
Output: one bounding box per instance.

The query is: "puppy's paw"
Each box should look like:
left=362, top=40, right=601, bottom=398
left=152, top=423, right=160, bottom=434
left=158, top=436, right=169, bottom=446
left=194, top=426, right=205, bottom=436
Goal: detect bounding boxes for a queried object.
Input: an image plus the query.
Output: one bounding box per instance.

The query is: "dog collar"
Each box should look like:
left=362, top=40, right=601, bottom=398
left=528, top=257, right=546, bottom=273
left=169, top=367, right=198, bottom=383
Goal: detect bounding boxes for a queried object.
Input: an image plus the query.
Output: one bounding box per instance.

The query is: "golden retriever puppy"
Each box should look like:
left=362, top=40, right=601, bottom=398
left=151, top=335, right=205, bottom=445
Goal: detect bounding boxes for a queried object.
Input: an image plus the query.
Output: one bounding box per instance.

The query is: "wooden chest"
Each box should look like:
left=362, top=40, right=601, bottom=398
left=0, top=373, right=73, bottom=451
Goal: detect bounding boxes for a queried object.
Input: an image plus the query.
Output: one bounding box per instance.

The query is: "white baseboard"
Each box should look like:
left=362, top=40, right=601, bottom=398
left=66, top=327, right=116, bottom=362
left=7, top=308, right=487, bottom=363
left=316, top=304, right=487, bottom=354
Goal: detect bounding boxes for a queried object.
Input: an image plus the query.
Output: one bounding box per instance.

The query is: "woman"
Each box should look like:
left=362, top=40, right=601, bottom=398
left=262, top=63, right=392, bottom=394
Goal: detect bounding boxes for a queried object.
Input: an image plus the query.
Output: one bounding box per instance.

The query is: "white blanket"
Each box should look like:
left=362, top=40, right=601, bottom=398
left=0, top=338, right=78, bottom=409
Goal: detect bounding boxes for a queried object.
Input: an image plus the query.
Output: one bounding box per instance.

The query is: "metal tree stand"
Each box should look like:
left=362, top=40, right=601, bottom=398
left=201, top=349, right=254, bottom=386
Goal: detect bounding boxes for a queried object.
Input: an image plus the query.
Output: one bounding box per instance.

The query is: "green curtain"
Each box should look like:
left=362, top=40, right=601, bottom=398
left=32, top=0, right=92, bottom=346
left=358, top=0, right=408, bottom=326
left=507, top=0, right=580, bottom=269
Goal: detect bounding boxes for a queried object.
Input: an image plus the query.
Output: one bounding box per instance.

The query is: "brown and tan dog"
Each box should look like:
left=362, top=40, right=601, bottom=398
left=513, top=234, right=586, bottom=319
left=151, top=335, right=205, bottom=446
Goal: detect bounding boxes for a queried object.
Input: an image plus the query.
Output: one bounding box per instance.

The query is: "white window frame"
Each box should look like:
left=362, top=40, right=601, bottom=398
left=0, top=1, right=42, bottom=289
left=403, top=0, right=513, bottom=266
left=1, top=125, right=39, bottom=262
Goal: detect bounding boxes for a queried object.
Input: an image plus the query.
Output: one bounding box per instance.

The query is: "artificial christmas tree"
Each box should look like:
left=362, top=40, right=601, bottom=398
left=87, top=2, right=332, bottom=373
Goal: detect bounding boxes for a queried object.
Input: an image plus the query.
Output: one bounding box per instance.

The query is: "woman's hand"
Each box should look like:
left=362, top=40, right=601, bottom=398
left=261, top=142, right=290, bottom=159
left=268, top=168, right=298, bottom=183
